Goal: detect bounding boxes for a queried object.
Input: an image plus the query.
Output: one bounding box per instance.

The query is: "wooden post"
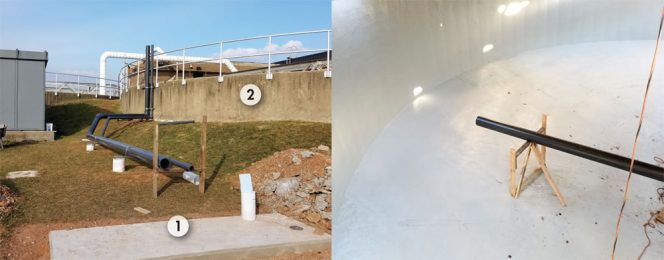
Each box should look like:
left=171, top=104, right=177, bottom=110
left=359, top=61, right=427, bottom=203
left=509, top=148, right=516, bottom=197
left=199, top=116, right=207, bottom=194
left=153, top=123, right=159, bottom=198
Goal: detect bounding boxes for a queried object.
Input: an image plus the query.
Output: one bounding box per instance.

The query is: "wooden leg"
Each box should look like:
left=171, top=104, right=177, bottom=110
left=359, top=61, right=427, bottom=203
left=153, top=123, right=159, bottom=198
left=531, top=143, right=566, bottom=206
left=515, top=144, right=532, bottom=198
left=510, top=148, right=516, bottom=197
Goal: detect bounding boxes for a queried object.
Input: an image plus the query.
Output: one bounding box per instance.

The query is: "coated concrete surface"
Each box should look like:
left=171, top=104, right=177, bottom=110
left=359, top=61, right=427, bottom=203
left=49, top=213, right=331, bottom=260
left=332, top=0, right=662, bottom=210
left=334, top=41, right=664, bottom=259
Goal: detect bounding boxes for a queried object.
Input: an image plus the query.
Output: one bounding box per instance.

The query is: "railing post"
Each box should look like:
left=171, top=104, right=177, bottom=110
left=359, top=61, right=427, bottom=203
left=77, top=76, right=80, bottom=97
left=218, top=42, right=224, bottom=83
left=155, top=56, right=159, bottom=88
left=181, top=49, right=186, bottom=86
left=266, top=36, right=273, bottom=80
left=325, top=30, right=332, bottom=78
left=54, top=73, right=59, bottom=96
left=136, top=63, right=140, bottom=90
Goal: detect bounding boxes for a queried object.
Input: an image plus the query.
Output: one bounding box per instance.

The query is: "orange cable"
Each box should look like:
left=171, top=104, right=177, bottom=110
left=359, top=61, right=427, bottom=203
left=611, top=7, right=664, bottom=260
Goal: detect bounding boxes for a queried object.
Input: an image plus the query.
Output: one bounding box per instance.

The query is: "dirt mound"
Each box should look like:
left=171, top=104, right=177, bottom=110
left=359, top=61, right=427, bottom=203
left=0, top=184, right=18, bottom=215
left=228, top=146, right=331, bottom=232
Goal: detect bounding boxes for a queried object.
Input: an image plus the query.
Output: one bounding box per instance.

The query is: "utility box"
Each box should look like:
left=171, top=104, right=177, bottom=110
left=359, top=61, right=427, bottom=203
left=0, top=49, right=48, bottom=131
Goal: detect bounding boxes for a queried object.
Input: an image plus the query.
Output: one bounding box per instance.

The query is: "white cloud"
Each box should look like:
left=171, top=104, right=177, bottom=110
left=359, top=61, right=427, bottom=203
left=220, top=40, right=306, bottom=61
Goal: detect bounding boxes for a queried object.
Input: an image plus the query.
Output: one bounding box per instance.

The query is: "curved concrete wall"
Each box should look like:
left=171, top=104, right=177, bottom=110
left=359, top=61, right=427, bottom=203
left=121, top=71, right=331, bottom=123
left=332, top=0, right=662, bottom=211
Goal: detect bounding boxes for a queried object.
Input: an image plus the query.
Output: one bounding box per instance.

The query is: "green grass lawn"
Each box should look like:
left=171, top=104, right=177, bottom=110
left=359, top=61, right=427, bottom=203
left=0, top=99, right=330, bottom=227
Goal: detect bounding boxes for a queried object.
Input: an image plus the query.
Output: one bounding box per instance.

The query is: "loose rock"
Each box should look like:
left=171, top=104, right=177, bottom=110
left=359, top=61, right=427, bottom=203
left=291, top=154, right=302, bottom=165
left=301, top=150, right=314, bottom=158
left=275, top=177, right=300, bottom=196
left=317, top=145, right=330, bottom=152
left=315, top=194, right=328, bottom=211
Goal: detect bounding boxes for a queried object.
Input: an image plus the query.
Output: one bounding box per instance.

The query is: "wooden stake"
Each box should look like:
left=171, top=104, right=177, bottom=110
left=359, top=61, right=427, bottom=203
left=515, top=144, right=532, bottom=198
left=153, top=123, right=159, bottom=198
left=199, top=116, right=207, bottom=194
left=531, top=143, right=566, bottom=206
left=509, top=148, right=516, bottom=197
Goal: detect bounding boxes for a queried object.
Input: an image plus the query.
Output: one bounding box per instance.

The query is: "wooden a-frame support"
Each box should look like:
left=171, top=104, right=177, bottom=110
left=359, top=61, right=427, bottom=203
left=508, top=114, right=566, bottom=206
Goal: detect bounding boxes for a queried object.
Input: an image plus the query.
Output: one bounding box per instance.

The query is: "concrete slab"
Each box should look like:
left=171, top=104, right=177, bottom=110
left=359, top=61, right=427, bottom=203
left=49, top=213, right=330, bottom=260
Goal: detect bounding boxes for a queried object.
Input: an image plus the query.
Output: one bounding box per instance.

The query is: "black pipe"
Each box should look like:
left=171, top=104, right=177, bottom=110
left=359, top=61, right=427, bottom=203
left=144, top=45, right=152, bottom=116
left=476, top=116, right=664, bottom=182
left=85, top=45, right=194, bottom=171
left=87, top=113, right=194, bottom=171
left=149, top=45, right=155, bottom=118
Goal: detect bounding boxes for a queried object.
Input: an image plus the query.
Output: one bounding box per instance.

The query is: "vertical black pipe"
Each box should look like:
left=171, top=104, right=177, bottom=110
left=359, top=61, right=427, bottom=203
left=144, top=45, right=151, bottom=116
left=149, top=45, right=155, bottom=118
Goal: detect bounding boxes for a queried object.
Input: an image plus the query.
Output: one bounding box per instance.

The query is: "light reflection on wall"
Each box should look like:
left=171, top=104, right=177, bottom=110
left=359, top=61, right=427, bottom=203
left=482, top=44, right=495, bottom=53
left=413, top=86, right=423, bottom=96
left=497, top=1, right=530, bottom=16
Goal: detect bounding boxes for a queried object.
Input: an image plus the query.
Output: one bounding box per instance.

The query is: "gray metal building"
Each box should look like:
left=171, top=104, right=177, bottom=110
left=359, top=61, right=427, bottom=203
left=0, top=49, right=48, bottom=131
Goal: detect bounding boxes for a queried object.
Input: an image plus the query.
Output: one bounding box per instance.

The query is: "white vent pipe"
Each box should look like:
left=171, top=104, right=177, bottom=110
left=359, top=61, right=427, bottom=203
left=99, top=49, right=238, bottom=94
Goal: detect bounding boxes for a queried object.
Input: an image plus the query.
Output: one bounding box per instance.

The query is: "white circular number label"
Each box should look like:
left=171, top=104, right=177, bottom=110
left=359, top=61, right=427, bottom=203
left=240, top=84, right=262, bottom=106
left=167, top=215, right=190, bottom=237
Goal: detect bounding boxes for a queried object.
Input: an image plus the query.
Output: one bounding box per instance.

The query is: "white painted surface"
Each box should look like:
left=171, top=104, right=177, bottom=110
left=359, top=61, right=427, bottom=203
left=332, top=0, right=662, bottom=211
left=334, top=41, right=664, bottom=259
left=333, top=1, right=664, bottom=258
left=49, top=213, right=330, bottom=260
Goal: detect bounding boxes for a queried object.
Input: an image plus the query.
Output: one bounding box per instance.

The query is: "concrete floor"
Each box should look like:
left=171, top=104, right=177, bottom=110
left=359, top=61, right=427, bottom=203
left=49, top=213, right=330, bottom=259
left=334, top=41, right=664, bottom=259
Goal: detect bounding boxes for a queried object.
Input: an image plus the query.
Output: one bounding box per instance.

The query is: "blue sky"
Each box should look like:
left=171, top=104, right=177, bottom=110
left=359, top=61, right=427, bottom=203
left=0, top=0, right=331, bottom=79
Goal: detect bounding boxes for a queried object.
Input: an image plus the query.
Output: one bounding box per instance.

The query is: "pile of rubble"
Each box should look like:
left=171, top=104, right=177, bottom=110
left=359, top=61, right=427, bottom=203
left=229, top=145, right=331, bottom=232
left=0, top=184, right=18, bottom=215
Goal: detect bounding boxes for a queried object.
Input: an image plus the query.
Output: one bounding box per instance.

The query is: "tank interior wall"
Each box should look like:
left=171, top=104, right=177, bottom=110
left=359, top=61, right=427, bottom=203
left=121, top=71, right=331, bottom=123
left=332, top=0, right=662, bottom=210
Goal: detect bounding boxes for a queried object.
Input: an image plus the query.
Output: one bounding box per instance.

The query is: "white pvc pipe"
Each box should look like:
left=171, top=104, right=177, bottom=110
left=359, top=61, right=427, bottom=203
left=241, top=191, right=256, bottom=221
left=239, top=173, right=256, bottom=221
left=99, top=50, right=238, bottom=92
left=112, top=156, right=125, bottom=173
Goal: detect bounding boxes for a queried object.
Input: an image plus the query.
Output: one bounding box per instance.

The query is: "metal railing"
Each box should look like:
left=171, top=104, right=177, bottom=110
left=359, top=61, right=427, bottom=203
left=117, top=29, right=331, bottom=93
left=46, top=72, right=121, bottom=98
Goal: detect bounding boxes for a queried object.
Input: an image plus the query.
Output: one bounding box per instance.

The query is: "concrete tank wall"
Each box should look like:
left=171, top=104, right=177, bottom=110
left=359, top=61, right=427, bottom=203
left=121, top=71, right=331, bottom=123
left=332, top=0, right=662, bottom=211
